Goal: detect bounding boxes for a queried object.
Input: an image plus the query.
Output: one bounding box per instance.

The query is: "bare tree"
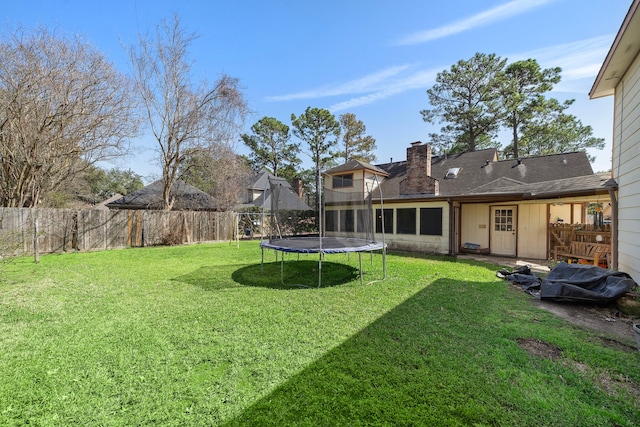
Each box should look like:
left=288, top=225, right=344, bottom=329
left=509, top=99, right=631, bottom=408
left=0, top=26, right=140, bottom=207
left=179, top=144, right=252, bottom=211
left=129, top=15, right=248, bottom=210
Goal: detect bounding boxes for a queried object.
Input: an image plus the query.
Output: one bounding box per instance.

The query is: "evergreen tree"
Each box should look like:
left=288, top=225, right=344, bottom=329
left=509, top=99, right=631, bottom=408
left=421, top=52, right=506, bottom=153
left=498, top=59, right=561, bottom=158
left=291, top=107, right=340, bottom=211
left=241, top=116, right=300, bottom=179
left=338, top=113, right=377, bottom=163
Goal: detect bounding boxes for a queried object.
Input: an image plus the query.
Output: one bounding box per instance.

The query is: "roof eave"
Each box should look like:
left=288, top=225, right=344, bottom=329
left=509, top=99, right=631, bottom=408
left=590, top=0, right=640, bottom=99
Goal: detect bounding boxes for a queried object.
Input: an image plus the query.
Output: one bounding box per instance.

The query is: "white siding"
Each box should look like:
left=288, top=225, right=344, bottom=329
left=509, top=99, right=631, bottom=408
left=613, top=52, right=640, bottom=283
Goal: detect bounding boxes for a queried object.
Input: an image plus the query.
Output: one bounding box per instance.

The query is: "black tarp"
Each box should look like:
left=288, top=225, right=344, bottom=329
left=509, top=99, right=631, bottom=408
left=497, top=262, right=637, bottom=303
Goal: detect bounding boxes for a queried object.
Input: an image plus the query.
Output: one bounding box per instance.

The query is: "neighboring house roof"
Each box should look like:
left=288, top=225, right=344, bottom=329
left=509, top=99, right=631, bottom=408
left=94, top=193, right=124, bottom=210
left=106, top=179, right=217, bottom=211
left=247, top=168, right=273, bottom=191
left=373, top=149, right=606, bottom=201
left=590, top=0, right=640, bottom=99
left=243, top=170, right=311, bottom=211
left=324, top=159, right=390, bottom=176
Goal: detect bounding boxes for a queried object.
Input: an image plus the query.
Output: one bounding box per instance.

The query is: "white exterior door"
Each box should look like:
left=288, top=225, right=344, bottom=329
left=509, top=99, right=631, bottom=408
left=491, top=206, right=517, bottom=256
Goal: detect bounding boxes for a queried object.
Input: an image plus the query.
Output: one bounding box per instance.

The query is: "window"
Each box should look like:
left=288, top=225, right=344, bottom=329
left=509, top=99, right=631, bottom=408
left=340, top=209, right=354, bottom=232
left=356, top=209, right=369, bottom=233
left=420, top=208, right=443, bottom=235
left=494, top=209, right=513, bottom=231
left=445, top=167, right=460, bottom=179
left=396, top=208, right=416, bottom=235
left=333, top=173, right=353, bottom=188
left=325, top=210, right=338, bottom=232
left=376, top=209, right=393, bottom=234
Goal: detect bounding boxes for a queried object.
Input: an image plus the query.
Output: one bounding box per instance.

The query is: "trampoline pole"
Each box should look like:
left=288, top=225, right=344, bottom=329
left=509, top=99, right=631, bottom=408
left=383, top=247, right=387, bottom=279
left=359, top=252, right=363, bottom=286
left=261, top=247, right=264, bottom=274
left=280, top=251, right=286, bottom=287
left=318, top=252, right=322, bottom=288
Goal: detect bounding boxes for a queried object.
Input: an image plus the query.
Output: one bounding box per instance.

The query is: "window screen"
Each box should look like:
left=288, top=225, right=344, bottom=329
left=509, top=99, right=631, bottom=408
left=396, top=208, right=416, bottom=235
left=375, top=209, right=393, bottom=234
left=325, top=210, right=338, bottom=232
left=420, top=207, right=443, bottom=235
left=333, top=174, right=353, bottom=188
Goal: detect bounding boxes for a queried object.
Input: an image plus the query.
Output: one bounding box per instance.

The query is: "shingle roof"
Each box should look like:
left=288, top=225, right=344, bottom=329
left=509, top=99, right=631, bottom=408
left=466, top=173, right=616, bottom=197
left=324, top=159, right=389, bottom=176
left=243, top=171, right=312, bottom=211
left=373, top=149, right=609, bottom=200
left=106, top=179, right=217, bottom=211
left=247, top=168, right=272, bottom=191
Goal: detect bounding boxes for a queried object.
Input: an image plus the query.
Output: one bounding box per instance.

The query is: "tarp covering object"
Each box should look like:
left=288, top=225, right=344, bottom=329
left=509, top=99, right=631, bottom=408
left=497, top=262, right=637, bottom=303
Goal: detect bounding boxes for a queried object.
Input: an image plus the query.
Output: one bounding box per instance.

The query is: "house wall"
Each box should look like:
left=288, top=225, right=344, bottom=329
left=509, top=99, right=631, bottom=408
left=460, top=198, right=607, bottom=260
left=549, top=203, right=585, bottom=224
left=518, top=204, right=547, bottom=259
left=462, top=202, right=547, bottom=258
left=613, top=51, right=640, bottom=282
left=460, top=204, right=490, bottom=249
left=373, top=201, right=450, bottom=254
left=364, top=172, right=382, bottom=197
left=549, top=204, right=572, bottom=223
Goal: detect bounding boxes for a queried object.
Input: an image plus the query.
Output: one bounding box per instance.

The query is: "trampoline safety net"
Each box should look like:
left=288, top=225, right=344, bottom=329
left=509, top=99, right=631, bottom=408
left=261, top=174, right=386, bottom=287
left=266, top=176, right=380, bottom=243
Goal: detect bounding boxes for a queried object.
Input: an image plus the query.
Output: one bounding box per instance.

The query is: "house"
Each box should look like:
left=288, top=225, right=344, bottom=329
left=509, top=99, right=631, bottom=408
left=106, top=179, right=217, bottom=211
left=324, top=142, right=616, bottom=260
left=94, top=193, right=124, bottom=210
left=590, top=0, right=640, bottom=282
left=242, top=169, right=311, bottom=211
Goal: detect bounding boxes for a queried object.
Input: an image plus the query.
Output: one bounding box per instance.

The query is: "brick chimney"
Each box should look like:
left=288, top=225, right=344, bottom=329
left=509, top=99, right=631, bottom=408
left=292, top=177, right=303, bottom=199
left=399, top=141, right=439, bottom=195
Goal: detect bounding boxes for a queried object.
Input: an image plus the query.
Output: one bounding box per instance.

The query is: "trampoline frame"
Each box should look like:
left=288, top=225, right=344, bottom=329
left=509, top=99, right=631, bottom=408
left=260, top=172, right=387, bottom=288
left=260, top=237, right=386, bottom=287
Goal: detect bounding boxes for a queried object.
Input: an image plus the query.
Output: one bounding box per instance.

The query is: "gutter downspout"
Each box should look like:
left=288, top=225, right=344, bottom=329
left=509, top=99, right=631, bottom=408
left=608, top=188, right=618, bottom=270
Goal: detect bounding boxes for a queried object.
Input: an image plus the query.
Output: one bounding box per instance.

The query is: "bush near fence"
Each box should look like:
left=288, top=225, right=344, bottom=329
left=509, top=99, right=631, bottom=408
left=0, top=208, right=235, bottom=257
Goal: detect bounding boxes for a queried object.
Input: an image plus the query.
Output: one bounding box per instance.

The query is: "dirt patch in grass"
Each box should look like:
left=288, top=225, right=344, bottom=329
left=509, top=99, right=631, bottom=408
left=518, top=338, right=640, bottom=399
left=529, top=297, right=639, bottom=350
left=517, top=337, right=562, bottom=360
left=504, top=281, right=639, bottom=350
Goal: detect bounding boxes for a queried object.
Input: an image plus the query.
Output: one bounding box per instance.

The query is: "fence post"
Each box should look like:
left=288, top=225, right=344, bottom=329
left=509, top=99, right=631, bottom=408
left=33, top=216, right=39, bottom=263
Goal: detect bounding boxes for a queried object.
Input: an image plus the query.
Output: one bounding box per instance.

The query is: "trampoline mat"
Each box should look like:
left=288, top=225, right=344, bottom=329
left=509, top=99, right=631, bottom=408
left=261, top=236, right=386, bottom=254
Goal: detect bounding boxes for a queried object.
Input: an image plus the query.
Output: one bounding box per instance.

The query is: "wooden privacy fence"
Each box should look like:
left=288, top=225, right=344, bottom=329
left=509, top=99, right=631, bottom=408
left=0, top=208, right=235, bottom=256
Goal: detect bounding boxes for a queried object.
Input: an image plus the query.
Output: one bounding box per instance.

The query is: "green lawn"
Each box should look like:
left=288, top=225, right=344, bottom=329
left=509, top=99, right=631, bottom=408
left=1, top=241, right=638, bottom=426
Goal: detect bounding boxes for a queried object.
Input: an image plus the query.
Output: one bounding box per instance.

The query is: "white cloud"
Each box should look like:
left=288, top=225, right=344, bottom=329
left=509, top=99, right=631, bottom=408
left=266, top=64, right=413, bottom=101
left=504, top=35, right=613, bottom=92
left=394, top=0, right=556, bottom=45
left=266, top=35, right=612, bottom=112
left=266, top=63, right=439, bottom=111
left=330, top=69, right=438, bottom=111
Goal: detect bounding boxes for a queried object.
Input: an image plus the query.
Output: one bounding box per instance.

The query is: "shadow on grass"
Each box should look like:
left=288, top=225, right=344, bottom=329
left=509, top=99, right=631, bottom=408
left=232, top=260, right=361, bottom=289
left=388, top=250, right=510, bottom=274
left=222, top=277, right=640, bottom=427
left=173, top=260, right=360, bottom=290
left=222, top=278, right=514, bottom=426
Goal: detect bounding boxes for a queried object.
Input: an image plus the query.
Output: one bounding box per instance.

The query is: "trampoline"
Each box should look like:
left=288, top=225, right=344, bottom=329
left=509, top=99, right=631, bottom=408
left=261, top=236, right=385, bottom=254
left=260, top=237, right=386, bottom=288
left=260, top=171, right=387, bottom=288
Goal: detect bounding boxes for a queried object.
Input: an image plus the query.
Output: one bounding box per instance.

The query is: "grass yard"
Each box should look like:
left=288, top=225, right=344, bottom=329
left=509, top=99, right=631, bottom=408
left=1, top=241, right=639, bottom=426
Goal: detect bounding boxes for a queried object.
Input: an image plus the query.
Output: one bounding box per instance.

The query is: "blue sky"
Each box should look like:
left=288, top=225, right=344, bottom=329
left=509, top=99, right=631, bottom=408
left=3, top=0, right=632, bottom=181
